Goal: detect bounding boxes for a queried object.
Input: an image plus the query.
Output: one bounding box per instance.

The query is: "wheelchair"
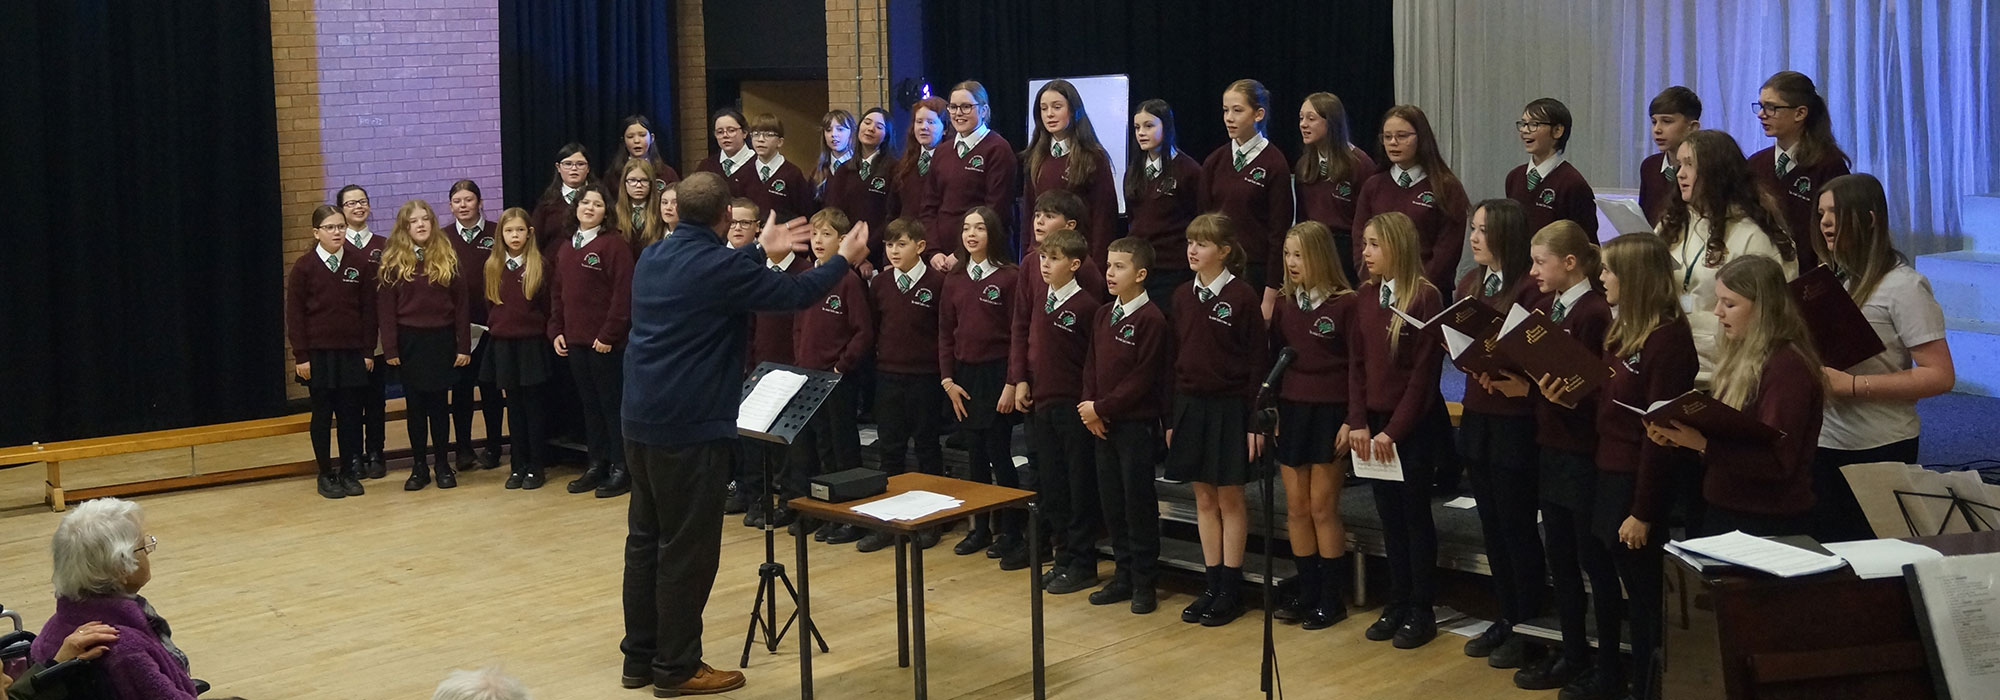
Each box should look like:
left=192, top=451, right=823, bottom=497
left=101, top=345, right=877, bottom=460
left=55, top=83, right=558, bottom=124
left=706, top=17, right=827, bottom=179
left=1, top=602, right=212, bottom=698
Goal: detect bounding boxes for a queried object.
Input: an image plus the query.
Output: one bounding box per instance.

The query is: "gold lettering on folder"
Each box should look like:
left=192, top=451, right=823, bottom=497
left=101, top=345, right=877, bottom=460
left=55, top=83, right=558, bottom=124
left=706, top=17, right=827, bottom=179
left=1524, top=326, right=1547, bottom=343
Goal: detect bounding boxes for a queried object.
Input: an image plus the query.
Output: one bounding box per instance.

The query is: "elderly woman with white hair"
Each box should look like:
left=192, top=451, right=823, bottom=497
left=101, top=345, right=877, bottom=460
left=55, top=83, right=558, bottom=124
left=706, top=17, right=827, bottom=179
left=433, top=668, right=531, bottom=700
left=29, top=498, right=203, bottom=699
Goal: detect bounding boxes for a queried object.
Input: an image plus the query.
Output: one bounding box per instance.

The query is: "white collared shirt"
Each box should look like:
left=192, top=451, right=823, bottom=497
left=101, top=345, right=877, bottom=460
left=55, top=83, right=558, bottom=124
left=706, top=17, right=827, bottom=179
left=505, top=252, right=524, bottom=270
left=1232, top=134, right=1269, bottom=167
left=1112, top=291, right=1152, bottom=321
left=1381, top=277, right=1400, bottom=304
left=1527, top=152, right=1566, bottom=181
left=573, top=226, right=601, bottom=248
left=830, top=152, right=851, bottom=170
left=1775, top=142, right=1801, bottom=174
left=754, top=153, right=787, bottom=179
left=318, top=245, right=342, bottom=271
left=1048, top=277, right=1082, bottom=308
left=345, top=227, right=373, bottom=249
left=1389, top=164, right=1428, bottom=187
left=1554, top=277, right=1592, bottom=312
left=1296, top=287, right=1330, bottom=310
left=718, top=147, right=752, bottom=175
left=954, top=125, right=990, bottom=154
left=1195, top=268, right=1236, bottom=299
left=1660, top=156, right=1677, bottom=175
left=1050, top=137, right=1072, bottom=157
left=1144, top=154, right=1164, bottom=175
left=768, top=251, right=796, bottom=272
left=1485, top=266, right=1505, bottom=287
left=894, top=260, right=928, bottom=288
left=457, top=219, right=483, bottom=242
left=561, top=184, right=581, bottom=202
left=965, top=257, right=993, bottom=281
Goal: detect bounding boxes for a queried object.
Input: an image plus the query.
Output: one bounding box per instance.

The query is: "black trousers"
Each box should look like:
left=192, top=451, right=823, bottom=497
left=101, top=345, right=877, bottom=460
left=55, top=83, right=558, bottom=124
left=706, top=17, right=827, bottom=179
left=1032, top=399, right=1098, bottom=570
left=965, top=419, right=1019, bottom=536
left=308, top=386, right=365, bottom=468
left=1539, top=450, right=1619, bottom=664
left=404, top=389, right=451, bottom=467
left=503, top=384, right=550, bottom=472
left=875, top=371, right=944, bottom=476
left=796, top=380, right=861, bottom=477
left=1811, top=438, right=1918, bottom=542
left=1095, top=420, right=1160, bottom=586
left=451, top=341, right=504, bottom=456
left=571, top=347, right=626, bottom=467
left=1367, top=411, right=1441, bottom=609
left=1614, top=534, right=1665, bottom=700
left=620, top=438, right=730, bottom=686
left=1461, top=412, right=1546, bottom=625
left=362, top=359, right=388, bottom=454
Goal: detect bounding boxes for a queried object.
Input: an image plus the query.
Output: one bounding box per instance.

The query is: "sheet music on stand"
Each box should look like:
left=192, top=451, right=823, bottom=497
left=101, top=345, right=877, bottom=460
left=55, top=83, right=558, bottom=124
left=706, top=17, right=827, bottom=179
left=737, top=363, right=841, bottom=446
left=1905, top=551, right=2000, bottom=699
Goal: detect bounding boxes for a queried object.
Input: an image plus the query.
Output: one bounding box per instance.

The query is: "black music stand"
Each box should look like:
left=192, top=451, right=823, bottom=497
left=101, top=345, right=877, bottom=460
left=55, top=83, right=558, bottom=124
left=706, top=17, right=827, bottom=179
left=738, top=362, right=840, bottom=666
left=1253, top=379, right=1283, bottom=699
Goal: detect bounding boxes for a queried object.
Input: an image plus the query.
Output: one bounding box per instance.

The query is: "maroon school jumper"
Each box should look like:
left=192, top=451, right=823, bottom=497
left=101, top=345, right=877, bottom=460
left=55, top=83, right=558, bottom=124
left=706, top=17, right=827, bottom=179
left=746, top=251, right=815, bottom=372
left=898, top=147, right=943, bottom=258
left=823, top=153, right=900, bottom=266
left=287, top=244, right=378, bottom=362
left=870, top=263, right=943, bottom=376
left=924, top=131, right=1020, bottom=250
left=1127, top=152, right=1203, bottom=274
left=1345, top=280, right=1445, bottom=441
left=1270, top=291, right=1357, bottom=405
left=1594, top=318, right=1696, bottom=523
left=792, top=266, right=874, bottom=374
left=1199, top=141, right=1294, bottom=287
left=1453, top=267, right=1546, bottom=417
left=694, top=150, right=763, bottom=198
left=1638, top=152, right=1677, bottom=228
left=743, top=158, right=812, bottom=223
left=1008, top=277, right=1102, bottom=403
left=1083, top=298, right=1172, bottom=421
left=1747, top=146, right=1846, bottom=271
left=1505, top=159, right=1601, bottom=243
left=530, top=189, right=585, bottom=257
left=378, top=263, right=473, bottom=360
left=484, top=256, right=551, bottom=340
left=1171, top=274, right=1267, bottom=398
left=446, top=218, right=499, bottom=326
left=1295, top=148, right=1379, bottom=240
left=1351, top=170, right=1468, bottom=295
left=1018, top=241, right=1107, bottom=302
left=546, top=229, right=635, bottom=348
left=348, top=230, right=388, bottom=272
left=938, top=262, right=1020, bottom=377
left=1700, top=344, right=1824, bottom=516
left=1531, top=287, right=1613, bottom=454
left=1026, top=147, right=1119, bottom=266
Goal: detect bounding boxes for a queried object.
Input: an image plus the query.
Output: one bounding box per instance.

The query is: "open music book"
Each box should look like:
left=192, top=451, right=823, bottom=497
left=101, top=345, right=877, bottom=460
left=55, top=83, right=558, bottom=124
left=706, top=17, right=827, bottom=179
left=1613, top=389, right=1784, bottom=442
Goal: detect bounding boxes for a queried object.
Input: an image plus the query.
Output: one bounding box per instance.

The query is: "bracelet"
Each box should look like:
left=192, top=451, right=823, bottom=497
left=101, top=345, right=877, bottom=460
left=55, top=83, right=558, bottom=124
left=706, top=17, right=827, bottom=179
left=940, top=378, right=954, bottom=387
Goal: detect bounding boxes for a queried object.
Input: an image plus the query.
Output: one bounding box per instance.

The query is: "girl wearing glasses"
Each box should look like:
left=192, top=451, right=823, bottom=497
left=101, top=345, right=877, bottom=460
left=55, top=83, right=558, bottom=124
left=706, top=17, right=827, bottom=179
left=1749, top=71, right=1849, bottom=271
left=288, top=204, right=376, bottom=499
left=695, top=107, right=759, bottom=197
left=614, top=159, right=659, bottom=253
left=824, top=107, right=902, bottom=270
left=608, top=114, right=681, bottom=194
left=1350, top=105, right=1468, bottom=296
left=1199, top=78, right=1292, bottom=318
left=337, top=184, right=392, bottom=479
left=531, top=143, right=595, bottom=256
left=1506, top=98, right=1600, bottom=243
left=923, top=81, right=1019, bottom=261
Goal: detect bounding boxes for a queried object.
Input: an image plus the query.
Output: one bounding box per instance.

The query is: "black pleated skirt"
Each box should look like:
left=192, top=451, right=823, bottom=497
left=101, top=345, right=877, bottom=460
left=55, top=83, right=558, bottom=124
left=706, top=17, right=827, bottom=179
left=301, top=348, right=370, bottom=390
left=1165, top=394, right=1255, bottom=485
left=394, top=325, right=458, bottom=392
left=480, top=336, right=552, bottom=389
left=1274, top=399, right=1346, bottom=467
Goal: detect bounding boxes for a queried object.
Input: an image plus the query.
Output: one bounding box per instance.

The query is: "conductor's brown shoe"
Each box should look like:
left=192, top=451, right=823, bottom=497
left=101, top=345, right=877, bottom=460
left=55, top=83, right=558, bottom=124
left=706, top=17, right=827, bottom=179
left=654, top=664, right=745, bottom=697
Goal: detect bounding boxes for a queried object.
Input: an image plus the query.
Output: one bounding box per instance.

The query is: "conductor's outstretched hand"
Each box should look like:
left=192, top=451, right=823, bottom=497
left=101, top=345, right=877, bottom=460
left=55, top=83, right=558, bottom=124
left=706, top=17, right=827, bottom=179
left=758, top=212, right=813, bottom=259
left=839, top=221, right=872, bottom=266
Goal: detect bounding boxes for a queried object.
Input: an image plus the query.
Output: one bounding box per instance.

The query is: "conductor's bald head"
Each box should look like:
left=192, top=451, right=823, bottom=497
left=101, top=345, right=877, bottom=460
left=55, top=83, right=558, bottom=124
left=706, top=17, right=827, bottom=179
left=677, top=172, right=729, bottom=228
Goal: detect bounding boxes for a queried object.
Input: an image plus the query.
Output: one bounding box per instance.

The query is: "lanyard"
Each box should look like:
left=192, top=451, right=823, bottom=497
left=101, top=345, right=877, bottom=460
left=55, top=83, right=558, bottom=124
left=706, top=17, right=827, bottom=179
left=1680, top=229, right=1698, bottom=291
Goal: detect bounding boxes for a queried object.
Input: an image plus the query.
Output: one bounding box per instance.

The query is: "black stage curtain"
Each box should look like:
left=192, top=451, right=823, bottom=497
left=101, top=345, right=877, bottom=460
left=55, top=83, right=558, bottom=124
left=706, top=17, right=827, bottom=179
left=0, top=1, right=285, bottom=447
left=498, top=0, right=678, bottom=211
left=922, top=0, right=1396, bottom=171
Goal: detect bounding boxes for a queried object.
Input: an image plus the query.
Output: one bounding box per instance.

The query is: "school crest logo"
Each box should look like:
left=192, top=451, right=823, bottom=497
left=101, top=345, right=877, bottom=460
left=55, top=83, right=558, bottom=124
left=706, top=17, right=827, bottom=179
left=1119, top=324, right=1136, bottom=340
left=1058, top=310, right=1077, bottom=328
left=969, top=155, right=986, bottom=169
left=1314, top=317, right=1335, bottom=335
left=1335, top=182, right=1354, bottom=198
left=1249, top=167, right=1268, bottom=183
left=1538, top=189, right=1556, bottom=205
left=982, top=284, right=1001, bottom=301
left=584, top=252, right=601, bottom=266
left=1792, top=177, right=1812, bottom=197
left=368, top=249, right=383, bottom=262
left=826, top=295, right=842, bottom=310
left=480, top=237, right=494, bottom=247
left=915, top=288, right=934, bottom=303
left=871, top=177, right=888, bottom=191
left=773, top=180, right=787, bottom=192
left=1156, top=176, right=1178, bottom=196
left=343, top=267, right=359, bottom=280
left=1212, top=302, right=1234, bottom=321
left=1418, top=192, right=1437, bottom=206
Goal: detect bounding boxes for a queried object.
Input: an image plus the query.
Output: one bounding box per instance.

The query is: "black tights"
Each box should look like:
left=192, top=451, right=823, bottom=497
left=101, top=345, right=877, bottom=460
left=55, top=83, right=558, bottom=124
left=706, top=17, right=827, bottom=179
left=404, top=389, right=451, bottom=468
left=451, top=377, right=504, bottom=457
left=504, top=384, right=549, bottom=472
left=309, top=386, right=365, bottom=467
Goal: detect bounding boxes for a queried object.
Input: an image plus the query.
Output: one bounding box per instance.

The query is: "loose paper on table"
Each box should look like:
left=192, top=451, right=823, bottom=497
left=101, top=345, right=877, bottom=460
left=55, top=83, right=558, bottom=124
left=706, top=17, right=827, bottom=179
left=851, top=490, right=965, bottom=522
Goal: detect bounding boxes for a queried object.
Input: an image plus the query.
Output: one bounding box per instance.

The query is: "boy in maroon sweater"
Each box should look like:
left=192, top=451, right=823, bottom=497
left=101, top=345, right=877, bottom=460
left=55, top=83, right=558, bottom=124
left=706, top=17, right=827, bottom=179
left=792, top=209, right=876, bottom=545
left=1016, top=190, right=1107, bottom=319
left=859, top=218, right=948, bottom=552
left=1009, top=228, right=1103, bottom=587
left=1505, top=98, right=1601, bottom=243
left=1081, top=237, right=1173, bottom=614
left=739, top=199, right=818, bottom=530
left=745, top=113, right=812, bottom=222
left=1639, top=87, right=1701, bottom=227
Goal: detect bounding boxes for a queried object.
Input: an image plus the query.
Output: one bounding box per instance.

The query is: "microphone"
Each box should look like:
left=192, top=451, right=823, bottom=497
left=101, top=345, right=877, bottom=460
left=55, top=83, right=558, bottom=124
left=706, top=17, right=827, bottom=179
left=1257, top=347, right=1298, bottom=403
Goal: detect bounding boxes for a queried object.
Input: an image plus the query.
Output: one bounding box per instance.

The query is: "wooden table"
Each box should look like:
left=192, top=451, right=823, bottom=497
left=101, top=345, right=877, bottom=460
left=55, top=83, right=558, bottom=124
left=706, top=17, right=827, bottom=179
left=1663, top=530, right=2000, bottom=699
left=787, top=472, right=1043, bottom=700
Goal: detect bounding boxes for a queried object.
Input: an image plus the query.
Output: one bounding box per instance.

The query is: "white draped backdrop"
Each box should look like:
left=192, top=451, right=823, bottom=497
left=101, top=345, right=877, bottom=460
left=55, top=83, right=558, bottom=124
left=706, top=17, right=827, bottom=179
left=1392, top=0, right=1997, bottom=254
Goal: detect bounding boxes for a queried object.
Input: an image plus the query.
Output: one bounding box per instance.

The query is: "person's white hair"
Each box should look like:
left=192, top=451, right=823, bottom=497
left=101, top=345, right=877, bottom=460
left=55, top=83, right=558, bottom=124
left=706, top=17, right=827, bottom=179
left=433, top=667, right=531, bottom=700
left=50, top=498, right=146, bottom=599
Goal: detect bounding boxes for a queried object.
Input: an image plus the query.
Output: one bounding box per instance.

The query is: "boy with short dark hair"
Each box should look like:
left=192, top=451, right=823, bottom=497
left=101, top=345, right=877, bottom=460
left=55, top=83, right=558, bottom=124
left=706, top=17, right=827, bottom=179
left=859, top=218, right=948, bottom=552
left=1506, top=97, right=1600, bottom=242
left=790, top=208, right=874, bottom=544
left=1640, top=87, right=1702, bottom=226
left=1008, top=227, right=1103, bottom=583
left=1081, top=236, right=1173, bottom=614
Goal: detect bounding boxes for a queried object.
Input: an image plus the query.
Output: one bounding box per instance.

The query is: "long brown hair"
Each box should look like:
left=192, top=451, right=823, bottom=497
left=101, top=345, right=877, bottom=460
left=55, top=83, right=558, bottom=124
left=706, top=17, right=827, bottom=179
left=1601, top=233, right=1683, bottom=358
left=1296, top=92, right=1361, bottom=187
left=1184, top=213, right=1247, bottom=277
left=1814, top=173, right=1903, bottom=304
left=484, top=207, right=544, bottom=305
left=1658, top=130, right=1797, bottom=266
left=896, top=97, right=949, bottom=181
left=1123, top=99, right=1180, bottom=203
left=1279, top=220, right=1353, bottom=300
left=1761, top=71, right=1850, bottom=170
left=1366, top=212, right=1431, bottom=353
left=812, top=109, right=857, bottom=191
left=1711, top=255, right=1826, bottom=408
left=1025, top=79, right=1110, bottom=190
left=637, top=184, right=678, bottom=250
left=378, top=199, right=459, bottom=287
left=1471, top=198, right=1532, bottom=298
left=1379, top=105, right=1466, bottom=213
left=613, top=158, right=656, bottom=237
left=957, top=206, right=1014, bottom=267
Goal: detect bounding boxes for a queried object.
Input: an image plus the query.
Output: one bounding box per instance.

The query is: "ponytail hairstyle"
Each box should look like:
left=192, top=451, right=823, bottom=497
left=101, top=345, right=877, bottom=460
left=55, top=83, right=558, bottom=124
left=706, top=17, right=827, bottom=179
left=1123, top=98, right=1180, bottom=203
left=958, top=205, right=1015, bottom=267
left=1761, top=71, right=1850, bottom=170
left=1184, top=213, right=1247, bottom=277
left=484, top=207, right=544, bottom=305
left=1365, top=212, right=1431, bottom=353
left=1224, top=79, right=1272, bottom=136
left=1471, top=198, right=1533, bottom=298
left=896, top=96, right=949, bottom=180
left=1600, top=233, right=1683, bottom=359
left=538, top=142, right=592, bottom=205
left=379, top=199, right=459, bottom=287
left=1658, top=130, right=1797, bottom=266
left=1278, top=220, right=1353, bottom=300
left=1380, top=105, right=1466, bottom=214
left=812, top=109, right=858, bottom=191
left=614, top=158, right=657, bottom=237
left=1296, top=92, right=1361, bottom=186
left=1815, top=173, right=1904, bottom=304
left=1530, top=220, right=1603, bottom=287
left=1710, top=255, right=1826, bottom=408
left=1025, top=79, right=1110, bottom=189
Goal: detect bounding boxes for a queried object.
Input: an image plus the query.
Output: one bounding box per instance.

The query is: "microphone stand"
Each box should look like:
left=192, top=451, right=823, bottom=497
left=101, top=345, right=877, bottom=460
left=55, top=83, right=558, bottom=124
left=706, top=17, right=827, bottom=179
left=1254, top=350, right=1292, bottom=699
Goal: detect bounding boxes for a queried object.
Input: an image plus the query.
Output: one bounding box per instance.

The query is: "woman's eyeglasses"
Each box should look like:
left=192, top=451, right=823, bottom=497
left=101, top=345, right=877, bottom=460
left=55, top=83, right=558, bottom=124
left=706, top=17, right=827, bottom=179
left=135, top=535, right=158, bottom=554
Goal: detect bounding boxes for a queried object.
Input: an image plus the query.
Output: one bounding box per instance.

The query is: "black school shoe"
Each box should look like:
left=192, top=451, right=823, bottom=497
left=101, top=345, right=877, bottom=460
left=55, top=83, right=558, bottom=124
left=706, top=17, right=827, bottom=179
left=478, top=448, right=501, bottom=471
left=594, top=463, right=630, bottom=498
left=1391, top=611, right=1438, bottom=649
left=568, top=463, right=606, bottom=494
left=1089, top=578, right=1134, bottom=606
left=1559, top=666, right=1626, bottom=700
left=1045, top=566, right=1098, bottom=595
left=504, top=469, right=525, bottom=489
left=404, top=461, right=431, bottom=491
left=521, top=468, right=547, bottom=490
left=317, top=472, right=346, bottom=500
left=913, top=528, right=942, bottom=550
left=1199, top=569, right=1245, bottom=627
left=1464, top=620, right=1511, bottom=657
left=1182, top=567, right=1219, bottom=623
left=1515, top=655, right=1590, bottom=691
left=434, top=463, right=458, bottom=489
left=364, top=451, right=387, bottom=479
left=856, top=529, right=896, bottom=552
left=824, top=524, right=865, bottom=545
left=1364, top=605, right=1407, bottom=641
left=954, top=527, right=993, bottom=556
left=1130, top=584, right=1158, bottom=614
left=341, top=458, right=366, bottom=496
left=986, top=532, right=1019, bottom=559
left=1487, top=634, right=1537, bottom=669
